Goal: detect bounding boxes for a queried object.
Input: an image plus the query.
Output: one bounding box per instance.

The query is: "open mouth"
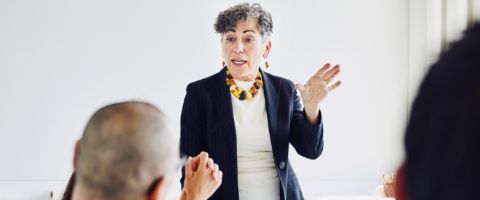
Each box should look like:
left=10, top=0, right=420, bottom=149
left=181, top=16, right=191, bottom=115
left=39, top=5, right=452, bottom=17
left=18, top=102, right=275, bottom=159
left=231, top=59, right=247, bottom=66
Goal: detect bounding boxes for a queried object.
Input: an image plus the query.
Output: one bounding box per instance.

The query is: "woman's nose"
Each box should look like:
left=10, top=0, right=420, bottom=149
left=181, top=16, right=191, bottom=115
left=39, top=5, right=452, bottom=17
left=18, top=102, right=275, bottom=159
left=233, top=41, right=244, bottom=53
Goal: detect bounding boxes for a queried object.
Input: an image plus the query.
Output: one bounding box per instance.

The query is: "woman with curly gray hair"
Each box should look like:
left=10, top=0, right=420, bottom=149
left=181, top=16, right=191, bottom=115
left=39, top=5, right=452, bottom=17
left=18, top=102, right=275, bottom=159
left=180, top=3, right=341, bottom=200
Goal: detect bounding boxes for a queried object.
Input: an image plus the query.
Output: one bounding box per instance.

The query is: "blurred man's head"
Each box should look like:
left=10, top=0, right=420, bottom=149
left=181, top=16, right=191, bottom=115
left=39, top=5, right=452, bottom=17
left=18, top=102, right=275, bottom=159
left=72, top=101, right=179, bottom=200
left=405, top=22, right=480, bottom=200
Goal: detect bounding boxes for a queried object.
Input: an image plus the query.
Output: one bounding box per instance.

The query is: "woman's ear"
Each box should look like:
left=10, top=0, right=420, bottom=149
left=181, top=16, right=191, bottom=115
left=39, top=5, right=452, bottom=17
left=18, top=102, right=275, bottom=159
left=263, top=40, right=272, bottom=58
left=73, top=140, right=80, bottom=170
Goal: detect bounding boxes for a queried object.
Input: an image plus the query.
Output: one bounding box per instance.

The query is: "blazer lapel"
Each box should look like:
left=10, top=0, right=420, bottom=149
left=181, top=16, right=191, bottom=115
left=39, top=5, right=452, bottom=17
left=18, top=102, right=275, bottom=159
left=261, top=68, right=280, bottom=151
left=210, top=68, right=237, bottom=153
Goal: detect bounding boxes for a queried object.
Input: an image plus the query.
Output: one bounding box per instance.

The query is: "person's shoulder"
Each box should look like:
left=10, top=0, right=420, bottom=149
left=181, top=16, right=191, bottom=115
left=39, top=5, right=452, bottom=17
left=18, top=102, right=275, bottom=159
left=463, top=22, right=480, bottom=42
left=263, top=70, right=295, bottom=89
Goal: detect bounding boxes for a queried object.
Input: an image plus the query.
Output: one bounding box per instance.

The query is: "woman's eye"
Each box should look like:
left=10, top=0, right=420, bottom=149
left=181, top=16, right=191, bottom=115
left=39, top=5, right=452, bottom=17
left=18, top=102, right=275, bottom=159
left=244, top=37, right=254, bottom=43
left=226, top=37, right=235, bottom=42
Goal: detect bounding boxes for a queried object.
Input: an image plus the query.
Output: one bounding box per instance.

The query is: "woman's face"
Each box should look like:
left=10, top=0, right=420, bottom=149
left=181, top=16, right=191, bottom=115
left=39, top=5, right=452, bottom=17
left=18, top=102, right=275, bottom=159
left=222, top=20, right=271, bottom=81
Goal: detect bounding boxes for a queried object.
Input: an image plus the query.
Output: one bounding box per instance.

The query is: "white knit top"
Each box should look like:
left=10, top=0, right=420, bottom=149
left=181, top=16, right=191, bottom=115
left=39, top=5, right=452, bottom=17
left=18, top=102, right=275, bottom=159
left=231, top=79, right=280, bottom=200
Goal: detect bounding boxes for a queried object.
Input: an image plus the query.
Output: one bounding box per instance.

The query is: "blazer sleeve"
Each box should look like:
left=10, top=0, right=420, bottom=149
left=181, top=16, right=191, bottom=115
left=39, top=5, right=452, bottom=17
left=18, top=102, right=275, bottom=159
left=179, top=83, right=206, bottom=187
left=289, top=88, right=324, bottom=159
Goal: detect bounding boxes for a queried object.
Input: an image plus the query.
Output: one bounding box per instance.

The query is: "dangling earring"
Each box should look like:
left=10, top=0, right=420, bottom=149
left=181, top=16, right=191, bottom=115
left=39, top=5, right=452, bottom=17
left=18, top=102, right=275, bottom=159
left=265, top=61, right=269, bottom=68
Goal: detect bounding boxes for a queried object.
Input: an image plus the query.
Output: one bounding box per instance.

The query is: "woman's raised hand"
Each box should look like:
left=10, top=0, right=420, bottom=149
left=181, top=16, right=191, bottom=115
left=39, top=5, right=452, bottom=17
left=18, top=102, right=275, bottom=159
left=295, top=63, right=341, bottom=124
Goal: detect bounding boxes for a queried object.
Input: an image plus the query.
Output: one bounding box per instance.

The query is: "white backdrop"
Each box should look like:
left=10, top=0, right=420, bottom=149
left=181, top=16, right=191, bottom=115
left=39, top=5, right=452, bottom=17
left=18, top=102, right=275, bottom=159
left=0, top=0, right=408, bottom=199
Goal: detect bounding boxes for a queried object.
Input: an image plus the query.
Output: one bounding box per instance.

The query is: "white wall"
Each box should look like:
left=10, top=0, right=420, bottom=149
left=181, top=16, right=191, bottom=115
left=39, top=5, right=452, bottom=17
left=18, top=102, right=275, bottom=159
left=0, top=0, right=409, bottom=199
left=407, top=0, right=479, bottom=108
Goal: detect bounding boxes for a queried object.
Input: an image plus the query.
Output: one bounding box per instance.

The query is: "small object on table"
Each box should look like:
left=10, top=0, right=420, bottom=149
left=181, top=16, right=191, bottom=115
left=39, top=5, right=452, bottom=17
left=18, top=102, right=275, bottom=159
left=382, top=172, right=397, bottom=198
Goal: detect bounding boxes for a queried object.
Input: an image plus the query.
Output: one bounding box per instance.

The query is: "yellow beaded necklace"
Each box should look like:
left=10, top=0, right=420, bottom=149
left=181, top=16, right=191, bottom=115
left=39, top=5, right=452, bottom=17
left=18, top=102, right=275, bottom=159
left=226, top=69, right=263, bottom=101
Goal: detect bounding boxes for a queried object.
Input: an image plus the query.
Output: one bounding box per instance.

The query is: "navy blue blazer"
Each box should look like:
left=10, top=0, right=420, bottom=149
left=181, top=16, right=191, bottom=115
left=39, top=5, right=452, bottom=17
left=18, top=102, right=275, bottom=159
left=180, top=67, right=324, bottom=200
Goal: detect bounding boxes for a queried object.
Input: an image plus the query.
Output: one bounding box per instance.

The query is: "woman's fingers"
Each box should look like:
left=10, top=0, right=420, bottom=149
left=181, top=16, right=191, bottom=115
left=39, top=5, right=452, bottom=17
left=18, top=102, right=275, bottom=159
left=328, top=80, right=342, bottom=91
left=313, top=63, right=331, bottom=78
left=323, top=65, right=340, bottom=82
left=325, top=67, right=340, bottom=83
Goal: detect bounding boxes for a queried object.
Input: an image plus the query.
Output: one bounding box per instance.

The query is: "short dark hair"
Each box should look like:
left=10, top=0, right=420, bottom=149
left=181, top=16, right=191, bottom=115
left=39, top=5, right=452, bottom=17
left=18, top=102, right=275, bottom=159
left=214, top=3, right=273, bottom=41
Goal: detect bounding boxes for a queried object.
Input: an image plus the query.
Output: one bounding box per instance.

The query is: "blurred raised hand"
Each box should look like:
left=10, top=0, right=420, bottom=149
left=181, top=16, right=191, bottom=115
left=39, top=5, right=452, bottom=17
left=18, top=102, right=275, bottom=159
left=181, top=152, right=222, bottom=200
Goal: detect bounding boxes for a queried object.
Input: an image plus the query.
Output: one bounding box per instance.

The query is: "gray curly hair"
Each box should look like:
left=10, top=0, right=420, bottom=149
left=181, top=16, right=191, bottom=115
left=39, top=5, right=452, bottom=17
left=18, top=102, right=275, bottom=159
left=214, top=3, right=273, bottom=42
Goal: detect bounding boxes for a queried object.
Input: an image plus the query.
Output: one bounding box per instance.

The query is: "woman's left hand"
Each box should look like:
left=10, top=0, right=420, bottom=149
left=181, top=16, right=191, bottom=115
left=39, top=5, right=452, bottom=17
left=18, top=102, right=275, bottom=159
left=295, top=63, right=341, bottom=124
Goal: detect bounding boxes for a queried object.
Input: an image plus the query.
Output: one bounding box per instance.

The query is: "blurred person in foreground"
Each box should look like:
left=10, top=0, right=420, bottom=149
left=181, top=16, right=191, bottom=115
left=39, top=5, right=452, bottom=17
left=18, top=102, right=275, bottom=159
left=396, top=22, right=480, bottom=200
left=69, top=101, right=222, bottom=200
